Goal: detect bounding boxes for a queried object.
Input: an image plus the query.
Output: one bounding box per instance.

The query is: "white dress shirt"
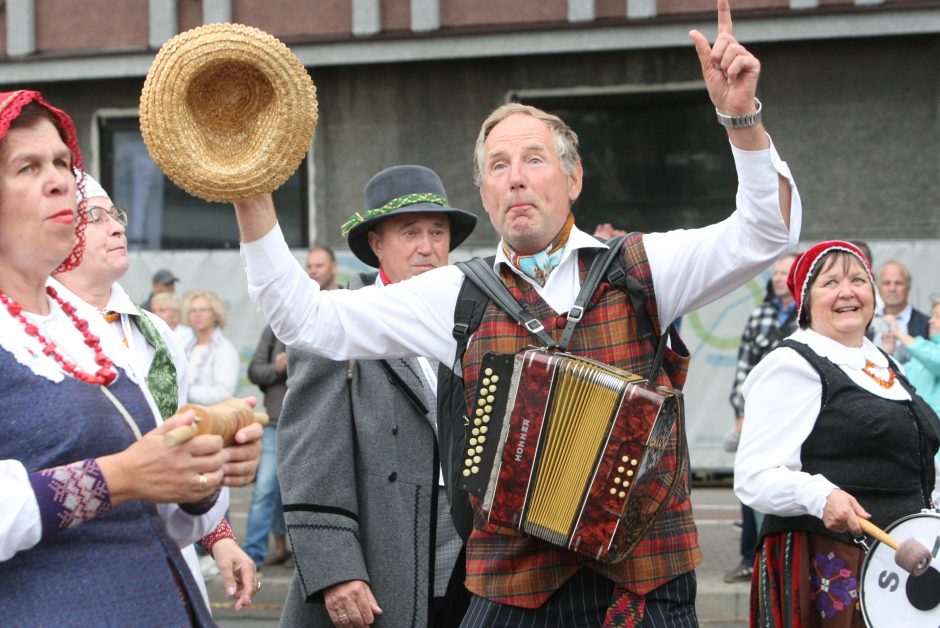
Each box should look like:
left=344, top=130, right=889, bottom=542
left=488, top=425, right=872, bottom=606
left=735, top=327, right=940, bottom=519
left=243, top=140, right=801, bottom=370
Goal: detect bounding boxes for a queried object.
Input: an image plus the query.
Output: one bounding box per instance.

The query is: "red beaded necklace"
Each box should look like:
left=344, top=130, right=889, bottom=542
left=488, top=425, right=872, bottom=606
left=0, top=286, right=117, bottom=386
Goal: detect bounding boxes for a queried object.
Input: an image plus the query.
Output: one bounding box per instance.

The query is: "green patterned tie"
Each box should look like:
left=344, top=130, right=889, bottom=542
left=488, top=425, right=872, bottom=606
left=131, top=306, right=179, bottom=419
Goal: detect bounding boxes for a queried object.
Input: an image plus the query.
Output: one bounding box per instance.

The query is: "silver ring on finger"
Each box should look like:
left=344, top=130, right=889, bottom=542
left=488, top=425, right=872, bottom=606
left=197, top=473, right=208, bottom=488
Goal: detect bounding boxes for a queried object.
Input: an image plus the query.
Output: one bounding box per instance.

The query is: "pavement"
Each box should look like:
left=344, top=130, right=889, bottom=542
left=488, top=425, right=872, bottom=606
left=210, top=482, right=750, bottom=627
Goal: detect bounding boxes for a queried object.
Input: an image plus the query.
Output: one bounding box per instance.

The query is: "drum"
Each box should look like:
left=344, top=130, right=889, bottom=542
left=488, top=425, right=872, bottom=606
left=861, top=511, right=940, bottom=626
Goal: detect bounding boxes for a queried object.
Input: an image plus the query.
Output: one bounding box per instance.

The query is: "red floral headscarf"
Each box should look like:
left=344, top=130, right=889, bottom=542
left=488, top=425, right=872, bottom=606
left=0, top=90, right=88, bottom=273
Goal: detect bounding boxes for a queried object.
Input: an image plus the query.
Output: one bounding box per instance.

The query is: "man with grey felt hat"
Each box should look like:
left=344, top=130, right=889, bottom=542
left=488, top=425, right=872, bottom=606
left=277, top=164, right=475, bottom=627
left=342, top=164, right=477, bottom=282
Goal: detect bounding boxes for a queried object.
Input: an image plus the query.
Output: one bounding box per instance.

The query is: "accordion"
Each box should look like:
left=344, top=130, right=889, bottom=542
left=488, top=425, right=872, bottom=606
left=459, top=348, right=683, bottom=563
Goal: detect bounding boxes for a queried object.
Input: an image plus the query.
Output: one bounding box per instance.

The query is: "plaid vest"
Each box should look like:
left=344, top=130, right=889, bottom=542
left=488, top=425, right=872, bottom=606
left=461, top=233, right=701, bottom=608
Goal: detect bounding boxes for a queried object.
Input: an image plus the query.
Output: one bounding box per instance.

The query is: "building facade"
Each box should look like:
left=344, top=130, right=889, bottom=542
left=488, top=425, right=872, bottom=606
left=4, top=0, right=938, bottom=469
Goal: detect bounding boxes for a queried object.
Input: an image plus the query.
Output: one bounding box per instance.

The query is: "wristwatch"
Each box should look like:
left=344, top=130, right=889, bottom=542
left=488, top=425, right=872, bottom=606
left=716, top=98, right=762, bottom=129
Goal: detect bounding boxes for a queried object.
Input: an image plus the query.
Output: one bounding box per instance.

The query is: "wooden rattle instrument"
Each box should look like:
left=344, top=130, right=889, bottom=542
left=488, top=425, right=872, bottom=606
left=164, top=398, right=269, bottom=447
left=858, top=516, right=933, bottom=577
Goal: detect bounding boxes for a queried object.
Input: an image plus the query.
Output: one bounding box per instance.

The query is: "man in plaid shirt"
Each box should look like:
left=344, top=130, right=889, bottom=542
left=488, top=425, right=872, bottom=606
left=725, top=252, right=797, bottom=582
left=234, top=1, right=802, bottom=623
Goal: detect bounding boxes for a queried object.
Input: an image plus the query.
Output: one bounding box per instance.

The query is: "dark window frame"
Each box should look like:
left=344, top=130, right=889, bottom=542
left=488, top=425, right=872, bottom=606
left=510, top=83, right=739, bottom=234
left=96, top=114, right=309, bottom=250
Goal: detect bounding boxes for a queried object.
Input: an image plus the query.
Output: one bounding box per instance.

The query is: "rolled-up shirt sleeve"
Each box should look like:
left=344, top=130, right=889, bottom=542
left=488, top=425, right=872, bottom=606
left=645, top=136, right=802, bottom=326
left=734, top=346, right=836, bottom=520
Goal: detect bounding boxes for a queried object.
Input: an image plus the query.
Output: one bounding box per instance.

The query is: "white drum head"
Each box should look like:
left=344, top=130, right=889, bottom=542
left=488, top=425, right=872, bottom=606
left=861, top=511, right=940, bottom=627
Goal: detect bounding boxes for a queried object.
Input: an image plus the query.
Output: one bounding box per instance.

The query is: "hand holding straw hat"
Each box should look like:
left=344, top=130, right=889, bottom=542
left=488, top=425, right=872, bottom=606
left=140, top=23, right=318, bottom=203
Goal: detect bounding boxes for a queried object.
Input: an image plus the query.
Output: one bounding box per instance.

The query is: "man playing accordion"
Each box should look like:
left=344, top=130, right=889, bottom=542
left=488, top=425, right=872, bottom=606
left=231, top=1, right=800, bottom=624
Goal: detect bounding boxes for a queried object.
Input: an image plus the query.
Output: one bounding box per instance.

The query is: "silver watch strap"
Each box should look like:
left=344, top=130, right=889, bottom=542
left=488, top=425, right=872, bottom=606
left=716, top=97, right=762, bottom=129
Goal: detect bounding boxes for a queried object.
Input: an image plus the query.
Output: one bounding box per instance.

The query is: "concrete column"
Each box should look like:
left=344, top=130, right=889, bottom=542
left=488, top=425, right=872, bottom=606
left=352, top=0, right=381, bottom=36
left=149, top=0, right=177, bottom=48
left=627, top=0, right=656, bottom=19
left=411, top=0, right=439, bottom=32
left=6, top=0, right=36, bottom=57
left=202, top=0, right=232, bottom=24
left=569, top=0, right=595, bottom=22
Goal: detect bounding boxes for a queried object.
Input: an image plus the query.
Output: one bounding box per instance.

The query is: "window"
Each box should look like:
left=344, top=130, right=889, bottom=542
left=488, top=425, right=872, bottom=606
left=513, top=85, right=738, bottom=233
left=96, top=115, right=308, bottom=250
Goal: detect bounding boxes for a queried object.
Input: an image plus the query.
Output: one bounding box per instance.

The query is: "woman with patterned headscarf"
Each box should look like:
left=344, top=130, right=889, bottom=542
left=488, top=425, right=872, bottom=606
left=0, top=90, right=257, bottom=624
left=735, top=240, right=940, bottom=627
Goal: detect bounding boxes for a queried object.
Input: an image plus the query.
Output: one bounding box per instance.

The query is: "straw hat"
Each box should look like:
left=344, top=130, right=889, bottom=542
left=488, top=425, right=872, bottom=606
left=140, top=23, right=318, bottom=203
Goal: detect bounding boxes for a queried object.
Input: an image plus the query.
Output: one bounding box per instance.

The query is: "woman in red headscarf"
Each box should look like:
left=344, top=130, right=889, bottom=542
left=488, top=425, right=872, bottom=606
left=0, top=90, right=258, bottom=624
left=734, top=240, right=940, bottom=627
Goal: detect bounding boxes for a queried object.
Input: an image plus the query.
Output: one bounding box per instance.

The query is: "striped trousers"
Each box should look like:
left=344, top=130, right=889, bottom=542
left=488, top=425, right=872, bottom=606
left=460, top=568, right=698, bottom=627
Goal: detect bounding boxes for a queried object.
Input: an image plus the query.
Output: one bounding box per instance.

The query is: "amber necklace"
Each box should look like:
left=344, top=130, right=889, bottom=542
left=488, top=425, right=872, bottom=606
left=0, top=286, right=117, bottom=386
left=861, top=359, right=896, bottom=389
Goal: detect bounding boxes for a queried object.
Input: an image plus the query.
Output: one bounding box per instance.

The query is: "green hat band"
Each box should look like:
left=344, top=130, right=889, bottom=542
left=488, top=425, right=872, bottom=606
left=341, top=192, right=450, bottom=237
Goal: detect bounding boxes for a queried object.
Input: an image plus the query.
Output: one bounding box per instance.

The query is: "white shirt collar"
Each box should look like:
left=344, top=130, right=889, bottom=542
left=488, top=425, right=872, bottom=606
left=792, top=327, right=890, bottom=369
left=876, top=302, right=913, bottom=324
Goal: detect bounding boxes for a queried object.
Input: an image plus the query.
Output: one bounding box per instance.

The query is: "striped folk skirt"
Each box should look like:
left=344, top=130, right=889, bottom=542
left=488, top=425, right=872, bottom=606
left=752, top=531, right=865, bottom=628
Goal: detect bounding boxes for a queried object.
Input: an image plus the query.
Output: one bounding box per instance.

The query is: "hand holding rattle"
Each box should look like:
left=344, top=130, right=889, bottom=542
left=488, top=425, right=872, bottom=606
left=164, top=398, right=269, bottom=447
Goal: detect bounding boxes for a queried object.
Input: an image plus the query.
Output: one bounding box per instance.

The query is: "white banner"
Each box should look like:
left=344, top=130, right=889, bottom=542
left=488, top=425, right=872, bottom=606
left=126, top=239, right=939, bottom=470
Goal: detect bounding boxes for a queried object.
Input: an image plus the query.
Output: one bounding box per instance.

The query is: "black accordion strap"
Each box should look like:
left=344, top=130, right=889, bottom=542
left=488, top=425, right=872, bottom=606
left=557, top=235, right=671, bottom=383
left=557, top=235, right=627, bottom=351
left=455, top=258, right=558, bottom=348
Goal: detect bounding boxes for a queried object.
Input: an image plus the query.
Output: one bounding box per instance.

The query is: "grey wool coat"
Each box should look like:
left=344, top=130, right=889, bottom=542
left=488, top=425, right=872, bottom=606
left=277, top=272, right=445, bottom=628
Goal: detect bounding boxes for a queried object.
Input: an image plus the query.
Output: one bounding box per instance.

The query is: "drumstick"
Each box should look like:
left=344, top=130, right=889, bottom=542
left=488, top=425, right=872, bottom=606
left=857, top=516, right=932, bottom=576
left=164, top=398, right=269, bottom=447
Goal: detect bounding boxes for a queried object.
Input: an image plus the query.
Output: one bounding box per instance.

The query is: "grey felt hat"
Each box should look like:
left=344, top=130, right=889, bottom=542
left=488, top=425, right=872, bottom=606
left=342, top=165, right=477, bottom=268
